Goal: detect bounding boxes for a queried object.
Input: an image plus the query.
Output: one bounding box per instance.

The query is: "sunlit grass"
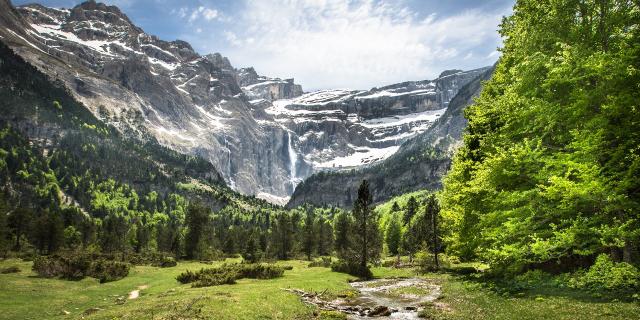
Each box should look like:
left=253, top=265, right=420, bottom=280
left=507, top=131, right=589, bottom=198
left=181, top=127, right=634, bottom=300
left=1, top=259, right=638, bottom=320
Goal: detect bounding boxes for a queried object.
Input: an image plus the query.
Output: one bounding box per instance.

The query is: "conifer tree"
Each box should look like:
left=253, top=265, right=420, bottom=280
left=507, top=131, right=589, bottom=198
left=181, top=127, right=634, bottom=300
left=351, top=180, right=381, bottom=276
left=184, top=202, right=210, bottom=259
left=302, top=209, right=316, bottom=260
left=404, top=196, right=418, bottom=225
left=333, top=211, right=351, bottom=257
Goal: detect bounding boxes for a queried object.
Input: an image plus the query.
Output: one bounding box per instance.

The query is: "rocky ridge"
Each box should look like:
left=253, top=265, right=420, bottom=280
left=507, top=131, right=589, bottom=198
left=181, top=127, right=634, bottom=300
left=287, top=66, right=494, bottom=208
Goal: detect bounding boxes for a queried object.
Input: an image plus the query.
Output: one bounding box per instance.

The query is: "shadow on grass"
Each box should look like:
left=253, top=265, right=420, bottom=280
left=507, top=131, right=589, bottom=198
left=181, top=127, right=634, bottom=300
left=445, top=270, right=637, bottom=304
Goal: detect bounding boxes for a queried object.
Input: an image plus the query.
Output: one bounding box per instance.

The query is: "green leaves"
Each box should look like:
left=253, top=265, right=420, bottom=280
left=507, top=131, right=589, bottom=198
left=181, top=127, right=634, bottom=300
left=441, top=0, right=640, bottom=271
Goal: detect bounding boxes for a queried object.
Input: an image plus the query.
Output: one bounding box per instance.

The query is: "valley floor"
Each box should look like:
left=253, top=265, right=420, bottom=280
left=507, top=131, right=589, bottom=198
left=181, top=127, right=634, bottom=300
left=0, top=259, right=638, bottom=320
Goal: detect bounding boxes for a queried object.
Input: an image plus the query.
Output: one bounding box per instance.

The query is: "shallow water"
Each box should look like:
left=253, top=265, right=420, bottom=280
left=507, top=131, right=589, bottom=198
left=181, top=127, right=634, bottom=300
left=345, top=278, right=440, bottom=319
left=289, top=277, right=440, bottom=318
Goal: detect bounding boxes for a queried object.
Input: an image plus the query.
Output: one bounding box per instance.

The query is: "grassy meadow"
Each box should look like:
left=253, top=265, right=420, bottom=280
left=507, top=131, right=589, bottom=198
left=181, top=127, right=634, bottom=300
left=0, top=259, right=638, bottom=320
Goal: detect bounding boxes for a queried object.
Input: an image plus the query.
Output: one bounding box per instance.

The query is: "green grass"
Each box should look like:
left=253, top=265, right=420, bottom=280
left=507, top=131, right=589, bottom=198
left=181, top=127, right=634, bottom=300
left=0, top=259, right=352, bottom=320
left=419, top=273, right=640, bottom=320
left=1, top=259, right=638, bottom=320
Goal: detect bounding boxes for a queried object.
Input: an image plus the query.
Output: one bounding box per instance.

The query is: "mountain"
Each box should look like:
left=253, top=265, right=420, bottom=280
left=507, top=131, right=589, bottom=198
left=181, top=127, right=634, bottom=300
left=0, top=0, right=489, bottom=204
left=0, top=36, right=276, bottom=219
left=287, top=66, right=494, bottom=208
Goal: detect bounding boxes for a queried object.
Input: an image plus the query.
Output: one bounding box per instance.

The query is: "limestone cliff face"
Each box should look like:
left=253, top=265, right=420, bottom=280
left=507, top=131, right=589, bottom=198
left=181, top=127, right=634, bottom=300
left=0, top=0, right=308, bottom=200
left=287, top=67, right=494, bottom=208
left=0, top=0, right=491, bottom=204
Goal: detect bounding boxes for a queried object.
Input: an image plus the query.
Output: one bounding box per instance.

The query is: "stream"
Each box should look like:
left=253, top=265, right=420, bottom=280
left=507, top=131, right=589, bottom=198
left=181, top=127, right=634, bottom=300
left=289, top=278, right=441, bottom=319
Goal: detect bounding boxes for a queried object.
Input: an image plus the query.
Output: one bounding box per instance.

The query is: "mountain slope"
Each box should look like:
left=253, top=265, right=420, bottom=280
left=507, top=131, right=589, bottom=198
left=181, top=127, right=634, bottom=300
left=0, top=0, right=306, bottom=200
left=0, top=38, right=281, bottom=219
left=288, top=67, right=494, bottom=208
left=0, top=0, right=490, bottom=203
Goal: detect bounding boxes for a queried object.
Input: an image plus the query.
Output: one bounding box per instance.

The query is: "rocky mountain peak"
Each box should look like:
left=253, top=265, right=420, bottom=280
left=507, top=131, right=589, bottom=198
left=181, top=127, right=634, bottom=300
left=71, top=1, right=136, bottom=27
left=205, top=52, right=233, bottom=70
left=438, top=69, right=464, bottom=78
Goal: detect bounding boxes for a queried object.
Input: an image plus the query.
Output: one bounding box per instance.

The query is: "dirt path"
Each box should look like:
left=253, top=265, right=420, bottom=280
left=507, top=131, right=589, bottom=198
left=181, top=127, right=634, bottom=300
left=128, top=285, right=149, bottom=300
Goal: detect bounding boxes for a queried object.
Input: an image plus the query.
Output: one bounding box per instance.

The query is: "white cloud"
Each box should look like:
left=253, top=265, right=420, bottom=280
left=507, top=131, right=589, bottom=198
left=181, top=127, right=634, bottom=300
left=173, top=5, right=219, bottom=23
left=486, top=50, right=501, bottom=58
left=202, top=8, right=219, bottom=21
left=206, top=0, right=505, bottom=90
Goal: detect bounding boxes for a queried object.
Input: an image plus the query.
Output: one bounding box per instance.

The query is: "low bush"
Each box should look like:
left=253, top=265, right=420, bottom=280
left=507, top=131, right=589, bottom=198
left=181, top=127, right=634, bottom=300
left=569, top=254, right=639, bottom=293
left=308, top=257, right=332, bottom=268
left=91, top=259, right=130, bottom=283
left=32, top=254, right=129, bottom=282
left=416, top=252, right=451, bottom=273
left=176, top=263, right=286, bottom=287
left=330, top=260, right=372, bottom=279
left=154, top=256, right=177, bottom=268
left=0, top=266, right=20, bottom=274
left=237, top=263, right=285, bottom=279
left=176, top=269, right=198, bottom=284
left=192, top=272, right=237, bottom=287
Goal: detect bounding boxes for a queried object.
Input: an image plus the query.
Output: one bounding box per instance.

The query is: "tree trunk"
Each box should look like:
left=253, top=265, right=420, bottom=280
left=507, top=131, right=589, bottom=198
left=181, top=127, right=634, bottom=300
left=433, top=210, right=439, bottom=269
left=623, top=240, right=635, bottom=263
left=598, top=0, right=609, bottom=52
left=361, top=215, right=368, bottom=269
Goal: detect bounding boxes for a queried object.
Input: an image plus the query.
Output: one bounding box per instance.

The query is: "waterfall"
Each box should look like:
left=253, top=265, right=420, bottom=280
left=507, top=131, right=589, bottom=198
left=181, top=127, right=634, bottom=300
left=224, top=135, right=235, bottom=188
left=287, top=131, right=298, bottom=183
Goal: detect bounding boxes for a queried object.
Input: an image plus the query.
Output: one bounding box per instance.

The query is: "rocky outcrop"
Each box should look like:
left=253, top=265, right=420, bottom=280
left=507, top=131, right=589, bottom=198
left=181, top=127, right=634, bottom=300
left=287, top=67, right=494, bottom=208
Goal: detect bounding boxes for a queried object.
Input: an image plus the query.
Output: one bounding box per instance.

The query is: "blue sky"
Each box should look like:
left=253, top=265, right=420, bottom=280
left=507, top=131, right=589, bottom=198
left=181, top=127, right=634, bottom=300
left=13, top=0, right=514, bottom=90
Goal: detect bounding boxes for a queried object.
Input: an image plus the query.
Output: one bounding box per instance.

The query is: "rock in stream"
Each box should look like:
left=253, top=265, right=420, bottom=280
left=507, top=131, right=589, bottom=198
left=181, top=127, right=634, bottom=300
left=287, top=278, right=441, bottom=319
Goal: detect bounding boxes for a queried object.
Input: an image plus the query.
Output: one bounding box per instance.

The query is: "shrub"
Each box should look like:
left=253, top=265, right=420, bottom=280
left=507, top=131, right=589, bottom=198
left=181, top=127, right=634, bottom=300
left=308, top=257, right=332, bottom=268
left=32, top=254, right=129, bottom=282
left=330, top=260, right=372, bottom=279
left=155, top=256, right=177, bottom=268
left=416, top=251, right=451, bottom=273
left=192, top=273, right=237, bottom=287
left=176, top=269, right=198, bottom=284
left=176, top=263, right=286, bottom=288
left=91, top=259, right=130, bottom=283
left=448, top=255, right=461, bottom=264
left=237, top=264, right=285, bottom=279
left=570, top=254, right=639, bottom=293
left=0, top=266, right=21, bottom=274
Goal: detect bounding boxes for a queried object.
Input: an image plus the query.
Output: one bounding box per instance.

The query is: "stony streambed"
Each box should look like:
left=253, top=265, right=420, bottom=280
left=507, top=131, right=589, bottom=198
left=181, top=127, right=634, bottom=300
left=288, top=278, right=441, bottom=319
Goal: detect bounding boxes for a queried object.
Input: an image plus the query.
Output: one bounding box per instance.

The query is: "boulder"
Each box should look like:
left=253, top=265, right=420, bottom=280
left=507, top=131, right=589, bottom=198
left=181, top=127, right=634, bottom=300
left=368, top=305, right=392, bottom=317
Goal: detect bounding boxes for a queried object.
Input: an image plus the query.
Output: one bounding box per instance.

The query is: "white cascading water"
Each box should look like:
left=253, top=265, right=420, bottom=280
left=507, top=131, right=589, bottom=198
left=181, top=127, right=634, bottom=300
left=287, top=131, right=298, bottom=184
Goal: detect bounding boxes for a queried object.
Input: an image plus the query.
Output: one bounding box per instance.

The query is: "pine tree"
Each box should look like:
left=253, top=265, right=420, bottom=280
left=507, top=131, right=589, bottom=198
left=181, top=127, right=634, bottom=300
left=404, top=196, right=418, bottom=225
left=424, top=194, right=440, bottom=268
left=101, top=212, right=130, bottom=259
left=351, top=180, right=381, bottom=277
left=0, top=198, right=10, bottom=258
left=243, top=233, right=259, bottom=263
left=391, top=201, right=400, bottom=214
left=272, top=212, right=293, bottom=260
left=302, top=209, right=316, bottom=260
left=184, top=202, right=210, bottom=259
left=8, top=207, right=32, bottom=251
left=316, top=215, right=333, bottom=256
left=333, top=211, right=351, bottom=257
